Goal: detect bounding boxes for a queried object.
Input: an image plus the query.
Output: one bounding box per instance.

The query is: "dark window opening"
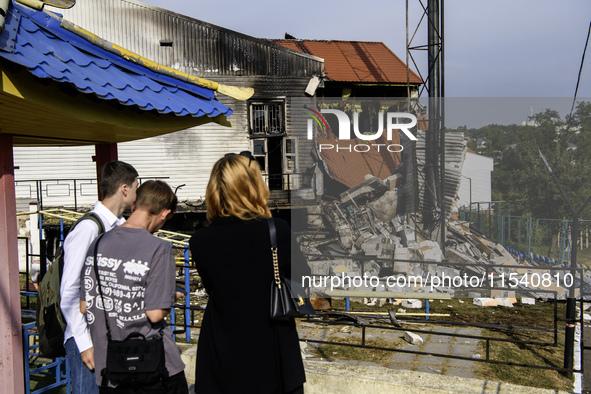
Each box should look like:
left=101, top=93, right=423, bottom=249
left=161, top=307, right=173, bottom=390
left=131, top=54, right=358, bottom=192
left=249, top=102, right=285, bottom=135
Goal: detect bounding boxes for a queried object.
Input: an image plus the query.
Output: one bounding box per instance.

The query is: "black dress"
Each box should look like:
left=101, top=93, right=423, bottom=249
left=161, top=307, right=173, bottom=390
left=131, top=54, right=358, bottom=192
left=189, top=216, right=307, bottom=394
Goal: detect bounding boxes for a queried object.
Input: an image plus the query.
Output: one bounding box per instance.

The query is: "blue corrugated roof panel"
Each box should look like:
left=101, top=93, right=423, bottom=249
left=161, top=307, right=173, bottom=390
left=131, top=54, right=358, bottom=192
left=0, top=1, right=232, bottom=118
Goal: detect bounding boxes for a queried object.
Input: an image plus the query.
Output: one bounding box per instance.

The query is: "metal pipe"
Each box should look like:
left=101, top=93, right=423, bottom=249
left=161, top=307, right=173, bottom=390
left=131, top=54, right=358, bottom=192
left=554, top=297, right=558, bottom=346
left=439, top=0, right=446, bottom=249
left=425, top=0, right=442, bottom=243
left=361, top=325, right=366, bottom=347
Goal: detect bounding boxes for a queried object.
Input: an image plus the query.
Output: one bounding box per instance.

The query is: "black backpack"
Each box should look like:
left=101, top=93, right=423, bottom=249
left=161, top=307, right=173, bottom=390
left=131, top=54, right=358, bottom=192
left=36, top=212, right=105, bottom=358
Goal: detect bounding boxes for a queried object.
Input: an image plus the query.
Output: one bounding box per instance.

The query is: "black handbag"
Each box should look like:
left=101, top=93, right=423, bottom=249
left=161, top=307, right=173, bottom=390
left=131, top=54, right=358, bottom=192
left=92, top=235, right=169, bottom=387
left=104, top=331, right=167, bottom=387
left=268, top=218, right=315, bottom=320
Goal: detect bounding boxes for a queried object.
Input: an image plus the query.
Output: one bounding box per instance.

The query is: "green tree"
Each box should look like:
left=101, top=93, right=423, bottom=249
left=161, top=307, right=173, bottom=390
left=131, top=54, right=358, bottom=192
left=465, top=106, right=591, bottom=258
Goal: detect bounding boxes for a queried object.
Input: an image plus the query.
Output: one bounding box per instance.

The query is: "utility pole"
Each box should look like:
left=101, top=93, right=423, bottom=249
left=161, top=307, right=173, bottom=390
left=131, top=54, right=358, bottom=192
left=407, top=0, right=445, bottom=247
left=540, top=149, right=589, bottom=378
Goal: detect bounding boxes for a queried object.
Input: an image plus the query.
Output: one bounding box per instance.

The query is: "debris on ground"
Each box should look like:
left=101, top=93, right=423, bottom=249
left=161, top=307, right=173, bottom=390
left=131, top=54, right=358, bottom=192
left=298, top=165, right=585, bottom=305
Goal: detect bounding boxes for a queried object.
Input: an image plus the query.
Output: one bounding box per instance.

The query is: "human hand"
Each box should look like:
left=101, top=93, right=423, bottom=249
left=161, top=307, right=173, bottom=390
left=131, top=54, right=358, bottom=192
left=81, top=347, right=95, bottom=371
left=175, top=285, right=187, bottom=300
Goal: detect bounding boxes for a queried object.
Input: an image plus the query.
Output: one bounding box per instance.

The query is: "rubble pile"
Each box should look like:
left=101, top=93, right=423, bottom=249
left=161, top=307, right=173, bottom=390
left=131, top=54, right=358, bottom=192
left=299, top=173, right=587, bottom=302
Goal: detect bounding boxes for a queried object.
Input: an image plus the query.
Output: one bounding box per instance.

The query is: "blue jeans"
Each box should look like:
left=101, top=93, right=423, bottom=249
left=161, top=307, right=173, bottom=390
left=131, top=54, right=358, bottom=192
left=65, top=337, right=99, bottom=394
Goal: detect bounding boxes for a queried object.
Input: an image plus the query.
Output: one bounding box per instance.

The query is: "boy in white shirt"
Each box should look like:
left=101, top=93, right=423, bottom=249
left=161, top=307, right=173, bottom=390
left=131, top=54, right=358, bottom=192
left=60, top=161, right=138, bottom=393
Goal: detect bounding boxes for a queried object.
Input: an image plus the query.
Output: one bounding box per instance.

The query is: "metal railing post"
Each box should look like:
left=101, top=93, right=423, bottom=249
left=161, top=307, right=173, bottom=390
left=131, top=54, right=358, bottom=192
left=184, top=247, right=191, bottom=343
left=526, top=217, right=532, bottom=259
left=507, top=203, right=512, bottom=246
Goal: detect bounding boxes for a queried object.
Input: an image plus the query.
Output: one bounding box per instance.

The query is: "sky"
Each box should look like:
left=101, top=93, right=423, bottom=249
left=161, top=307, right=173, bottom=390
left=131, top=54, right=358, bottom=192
left=138, top=0, right=591, bottom=126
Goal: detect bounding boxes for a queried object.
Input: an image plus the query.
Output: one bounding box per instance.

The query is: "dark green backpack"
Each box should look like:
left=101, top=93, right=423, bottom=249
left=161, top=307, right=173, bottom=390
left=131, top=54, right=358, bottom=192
left=36, top=212, right=105, bottom=358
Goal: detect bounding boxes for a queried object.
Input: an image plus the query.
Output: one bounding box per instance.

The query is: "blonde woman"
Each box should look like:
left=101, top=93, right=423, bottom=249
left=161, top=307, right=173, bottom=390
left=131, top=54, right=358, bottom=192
left=189, top=152, right=306, bottom=394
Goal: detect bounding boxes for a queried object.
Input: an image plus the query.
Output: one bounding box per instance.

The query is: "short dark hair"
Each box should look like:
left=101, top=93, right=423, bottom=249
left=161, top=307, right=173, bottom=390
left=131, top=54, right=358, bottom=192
left=135, top=180, right=177, bottom=219
left=98, top=161, right=138, bottom=198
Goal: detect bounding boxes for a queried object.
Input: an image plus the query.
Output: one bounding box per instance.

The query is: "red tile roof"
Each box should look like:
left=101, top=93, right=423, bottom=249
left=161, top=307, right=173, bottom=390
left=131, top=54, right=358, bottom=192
left=317, top=128, right=402, bottom=188
left=274, top=40, right=422, bottom=84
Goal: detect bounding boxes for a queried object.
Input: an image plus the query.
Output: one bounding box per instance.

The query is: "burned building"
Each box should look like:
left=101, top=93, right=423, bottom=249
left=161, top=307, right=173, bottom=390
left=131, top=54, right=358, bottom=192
left=13, top=0, right=324, bottom=209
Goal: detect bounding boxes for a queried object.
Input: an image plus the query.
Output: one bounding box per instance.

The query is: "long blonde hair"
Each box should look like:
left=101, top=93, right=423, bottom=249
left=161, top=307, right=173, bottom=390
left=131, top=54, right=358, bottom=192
left=205, top=154, right=271, bottom=221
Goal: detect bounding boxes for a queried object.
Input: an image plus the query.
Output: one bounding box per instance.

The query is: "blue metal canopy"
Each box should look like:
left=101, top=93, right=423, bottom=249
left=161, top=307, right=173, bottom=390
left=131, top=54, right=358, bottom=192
left=0, top=1, right=232, bottom=119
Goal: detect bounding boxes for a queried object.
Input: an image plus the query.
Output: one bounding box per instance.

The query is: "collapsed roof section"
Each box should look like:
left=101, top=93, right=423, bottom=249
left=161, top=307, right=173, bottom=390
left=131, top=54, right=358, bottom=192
left=316, top=128, right=403, bottom=189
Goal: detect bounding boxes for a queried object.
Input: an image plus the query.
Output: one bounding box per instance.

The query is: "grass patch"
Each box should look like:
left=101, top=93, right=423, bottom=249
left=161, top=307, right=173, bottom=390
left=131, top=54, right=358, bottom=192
left=312, top=332, right=404, bottom=364
left=324, top=297, right=572, bottom=391
left=331, top=297, right=564, bottom=329
left=426, top=297, right=564, bottom=328
left=475, top=328, right=571, bottom=392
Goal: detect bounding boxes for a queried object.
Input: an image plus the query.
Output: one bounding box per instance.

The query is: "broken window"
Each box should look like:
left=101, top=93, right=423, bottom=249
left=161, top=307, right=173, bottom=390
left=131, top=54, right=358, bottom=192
left=250, top=137, right=300, bottom=191
left=251, top=137, right=284, bottom=190
left=249, top=101, right=285, bottom=135
left=252, top=139, right=267, bottom=171
left=248, top=101, right=292, bottom=191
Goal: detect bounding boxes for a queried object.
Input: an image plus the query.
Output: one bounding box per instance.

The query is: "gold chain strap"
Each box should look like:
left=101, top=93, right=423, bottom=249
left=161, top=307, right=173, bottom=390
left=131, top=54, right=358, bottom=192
left=272, top=247, right=282, bottom=288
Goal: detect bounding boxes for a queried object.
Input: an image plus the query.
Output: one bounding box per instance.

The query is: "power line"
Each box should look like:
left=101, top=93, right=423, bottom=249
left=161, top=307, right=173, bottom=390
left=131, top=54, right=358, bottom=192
left=570, top=20, right=591, bottom=119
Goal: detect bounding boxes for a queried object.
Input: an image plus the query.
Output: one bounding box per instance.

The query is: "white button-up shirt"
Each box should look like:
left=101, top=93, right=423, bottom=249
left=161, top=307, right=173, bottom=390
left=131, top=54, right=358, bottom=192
left=60, top=201, right=125, bottom=352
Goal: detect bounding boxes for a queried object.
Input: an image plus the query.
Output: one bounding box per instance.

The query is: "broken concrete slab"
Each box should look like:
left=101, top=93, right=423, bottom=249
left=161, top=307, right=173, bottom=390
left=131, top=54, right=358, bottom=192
left=445, top=248, right=479, bottom=265
left=360, top=235, right=396, bottom=259
left=436, top=266, right=461, bottom=279
left=339, top=175, right=388, bottom=204
left=491, top=290, right=517, bottom=303
left=332, top=265, right=349, bottom=274
left=354, top=230, right=374, bottom=249
left=401, top=299, right=422, bottom=309
left=368, top=189, right=398, bottom=223
left=384, top=173, right=405, bottom=190
left=394, top=247, right=411, bottom=274
left=490, top=254, right=516, bottom=266
left=306, top=205, right=325, bottom=227
left=309, top=259, right=361, bottom=277
left=391, top=215, right=406, bottom=233
left=404, top=331, right=424, bottom=345
left=338, top=223, right=354, bottom=249
left=495, top=243, right=514, bottom=260
left=473, top=298, right=498, bottom=307
left=468, top=233, right=493, bottom=256
left=494, top=298, right=514, bottom=307
left=412, top=240, right=444, bottom=262
left=400, top=225, right=417, bottom=245
left=362, top=260, right=381, bottom=278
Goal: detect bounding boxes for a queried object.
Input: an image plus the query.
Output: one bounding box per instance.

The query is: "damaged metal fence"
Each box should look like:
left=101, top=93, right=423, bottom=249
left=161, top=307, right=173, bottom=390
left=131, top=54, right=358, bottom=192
left=299, top=258, right=584, bottom=376
left=458, top=203, right=591, bottom=266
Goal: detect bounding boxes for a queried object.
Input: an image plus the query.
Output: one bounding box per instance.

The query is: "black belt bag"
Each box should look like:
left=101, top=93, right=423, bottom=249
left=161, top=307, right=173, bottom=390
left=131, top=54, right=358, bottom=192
left=103, top=331, right=168, bottom=387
